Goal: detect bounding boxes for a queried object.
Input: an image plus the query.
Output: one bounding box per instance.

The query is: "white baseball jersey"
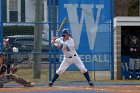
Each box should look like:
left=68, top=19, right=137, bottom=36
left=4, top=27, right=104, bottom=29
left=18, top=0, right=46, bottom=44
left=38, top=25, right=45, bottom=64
left=55, top=37, right=76, bottom=58
left=54, top=37, right=87, bottom=75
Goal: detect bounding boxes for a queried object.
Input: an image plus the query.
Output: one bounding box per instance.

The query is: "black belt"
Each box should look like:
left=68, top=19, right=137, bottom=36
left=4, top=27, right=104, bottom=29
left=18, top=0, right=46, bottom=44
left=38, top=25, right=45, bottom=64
left=68, top=54, right=76, bottom=58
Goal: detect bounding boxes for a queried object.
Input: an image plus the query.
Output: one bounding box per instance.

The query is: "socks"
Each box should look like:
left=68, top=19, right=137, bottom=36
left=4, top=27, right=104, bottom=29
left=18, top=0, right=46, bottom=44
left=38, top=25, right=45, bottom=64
left=136, top=69, right=140, bottom=77
left=83, top=72, right=91, bottom=82
left=51, top=73, right=59, bottom=83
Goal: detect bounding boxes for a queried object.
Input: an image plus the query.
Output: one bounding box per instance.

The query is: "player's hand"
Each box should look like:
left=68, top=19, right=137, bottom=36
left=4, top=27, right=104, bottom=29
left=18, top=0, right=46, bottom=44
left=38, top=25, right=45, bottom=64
left=134, top=49, right=137, bottom=51
left=52, top=37, right=56, bottom=40
left=130, top=48, right=133, bottom=51
left=51, top=37, right=56, bottom=44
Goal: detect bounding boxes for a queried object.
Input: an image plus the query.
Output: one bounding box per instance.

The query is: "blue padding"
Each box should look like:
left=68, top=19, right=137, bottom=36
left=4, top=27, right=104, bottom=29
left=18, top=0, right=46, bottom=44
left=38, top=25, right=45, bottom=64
left=66, top=62, right=110, bottom=71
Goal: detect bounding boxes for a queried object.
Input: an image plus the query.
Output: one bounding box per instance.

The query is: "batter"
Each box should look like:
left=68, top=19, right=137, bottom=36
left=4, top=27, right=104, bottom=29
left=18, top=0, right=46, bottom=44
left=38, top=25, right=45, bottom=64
left=48, top=28, right=94, bottom=87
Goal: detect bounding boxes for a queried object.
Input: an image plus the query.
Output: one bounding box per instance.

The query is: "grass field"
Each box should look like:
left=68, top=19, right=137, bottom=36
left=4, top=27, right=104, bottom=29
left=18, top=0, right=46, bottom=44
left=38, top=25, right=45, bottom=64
left=14, top=64, right=113, bottom=85
left=12, top=64, right=140, bottom=86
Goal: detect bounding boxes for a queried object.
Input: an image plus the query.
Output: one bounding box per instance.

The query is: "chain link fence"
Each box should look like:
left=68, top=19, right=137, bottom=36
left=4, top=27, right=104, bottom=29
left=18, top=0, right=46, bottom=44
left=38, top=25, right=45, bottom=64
left=2, top=0, right=139, bottom=85
left=2, top=0, right=112, bottom=85
left=2, top=0, right=56, bottom=84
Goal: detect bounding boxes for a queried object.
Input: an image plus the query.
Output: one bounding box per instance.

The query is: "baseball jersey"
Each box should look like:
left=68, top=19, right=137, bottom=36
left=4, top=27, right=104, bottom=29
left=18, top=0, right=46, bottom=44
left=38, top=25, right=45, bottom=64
left=129, top=43, right=140, bottom=58
left=55, top=37, right=77, bottom=58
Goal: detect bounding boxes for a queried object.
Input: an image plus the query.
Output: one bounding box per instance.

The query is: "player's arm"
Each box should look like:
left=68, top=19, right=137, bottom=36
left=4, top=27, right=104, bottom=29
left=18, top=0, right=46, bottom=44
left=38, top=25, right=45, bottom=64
left=61, top=40, right=74, bottom=51
left=53, top=43, right=63, bottom=49
left=129, top=44, right=133, bottom=52
left=0, top=64, right=7, bottom=75
left=53, top=42, right=67, bottom=50
left=51, top=37, right=62, bottom=49
left=51, top=37, right=57, bottom=45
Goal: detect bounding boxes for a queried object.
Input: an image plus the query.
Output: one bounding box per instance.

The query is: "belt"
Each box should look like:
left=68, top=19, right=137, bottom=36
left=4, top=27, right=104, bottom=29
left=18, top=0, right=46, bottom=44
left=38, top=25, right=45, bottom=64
left=68, top=54, right=76, bottom=58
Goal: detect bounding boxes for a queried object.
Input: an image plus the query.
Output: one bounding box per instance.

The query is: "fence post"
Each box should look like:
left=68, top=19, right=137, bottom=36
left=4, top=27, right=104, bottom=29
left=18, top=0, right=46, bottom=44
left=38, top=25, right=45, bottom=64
left=111, top=0, right=114, bottom=80
left=33, top=0, right=43, bottom=79
left=0, top=0, right=3, bottom=52
left=48, top=0, right=52, bottom=81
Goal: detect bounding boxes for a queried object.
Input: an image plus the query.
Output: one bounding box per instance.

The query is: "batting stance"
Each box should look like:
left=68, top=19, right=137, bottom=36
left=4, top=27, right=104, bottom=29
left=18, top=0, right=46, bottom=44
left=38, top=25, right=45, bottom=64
left=48, top=28, right=94, bottom=87
left=0, top=53, right=34, bottom=88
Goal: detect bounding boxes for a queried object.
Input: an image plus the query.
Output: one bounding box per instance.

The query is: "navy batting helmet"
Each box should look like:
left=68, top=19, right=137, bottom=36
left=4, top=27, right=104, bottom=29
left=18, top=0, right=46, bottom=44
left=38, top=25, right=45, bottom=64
left=62, top=28, right=71, bottom=36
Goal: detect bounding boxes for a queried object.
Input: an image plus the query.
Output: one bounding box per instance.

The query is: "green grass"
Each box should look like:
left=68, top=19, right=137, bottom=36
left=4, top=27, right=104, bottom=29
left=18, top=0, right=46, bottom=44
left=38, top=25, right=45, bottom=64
left=13, top=64, right=140, bottom=85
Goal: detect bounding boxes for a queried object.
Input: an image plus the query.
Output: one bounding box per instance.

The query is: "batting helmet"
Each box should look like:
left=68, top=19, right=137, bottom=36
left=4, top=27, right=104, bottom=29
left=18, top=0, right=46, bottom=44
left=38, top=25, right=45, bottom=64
left=62, top=28, right=71, bottom=36
left=131, top=36, right=137, bottom=40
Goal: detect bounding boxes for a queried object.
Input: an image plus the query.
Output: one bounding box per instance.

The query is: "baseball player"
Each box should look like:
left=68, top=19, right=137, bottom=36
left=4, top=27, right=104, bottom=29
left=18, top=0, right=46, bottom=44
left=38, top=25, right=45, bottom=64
left=3, top=38, right=14, bottom=74
left=48, top=28, right=94, bottom=87
left=128, top=36, right=140, bottom=80
left=0, top=52, right=34, bottom=88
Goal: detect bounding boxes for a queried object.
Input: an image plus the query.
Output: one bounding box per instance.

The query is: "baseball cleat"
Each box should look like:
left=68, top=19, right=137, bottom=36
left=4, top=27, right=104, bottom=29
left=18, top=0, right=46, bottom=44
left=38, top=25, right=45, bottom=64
left=88, top=81, right=94, bottom=87
left=28, top=82, right=34, bottom=87
left=0, top=81, right=4, bottom=88
left=48, top=82, right=53, bottom=87
left=128, top=75, right=132, bottom=80
left=24, top=82, right=34, bottom=87
left=136, top=76, right=140, bottom=80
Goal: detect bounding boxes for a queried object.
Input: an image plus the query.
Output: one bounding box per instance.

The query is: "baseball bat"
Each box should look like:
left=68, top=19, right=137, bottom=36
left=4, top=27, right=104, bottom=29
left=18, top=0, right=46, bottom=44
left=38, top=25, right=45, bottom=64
left=51, top=17, right=67, bottom=45
left=56, top=17, right=67, bottom=37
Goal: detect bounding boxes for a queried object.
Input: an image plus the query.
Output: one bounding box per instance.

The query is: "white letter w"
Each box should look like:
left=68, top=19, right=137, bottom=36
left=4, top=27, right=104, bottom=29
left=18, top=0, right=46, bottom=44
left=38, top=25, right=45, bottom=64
left=64, top=4, right=103, bottom=50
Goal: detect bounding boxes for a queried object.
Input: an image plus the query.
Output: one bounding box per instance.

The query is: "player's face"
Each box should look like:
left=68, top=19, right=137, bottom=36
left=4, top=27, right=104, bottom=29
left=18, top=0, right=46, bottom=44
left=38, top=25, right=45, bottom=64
left=132, top=39, right=137, bottom=44
left=63, top=34, right=69, bottom=40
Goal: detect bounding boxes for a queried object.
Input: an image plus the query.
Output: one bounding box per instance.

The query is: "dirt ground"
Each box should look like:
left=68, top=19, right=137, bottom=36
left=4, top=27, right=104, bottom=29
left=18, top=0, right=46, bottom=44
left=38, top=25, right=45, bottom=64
left=0, top=85, right=140, bottom=93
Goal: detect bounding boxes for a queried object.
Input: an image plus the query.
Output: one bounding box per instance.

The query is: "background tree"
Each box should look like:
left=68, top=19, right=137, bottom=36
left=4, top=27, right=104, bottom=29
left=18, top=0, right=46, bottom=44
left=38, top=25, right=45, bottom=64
left=128, top=0, right=139, bottom=16
left=114, top=0, right=139, bottom=16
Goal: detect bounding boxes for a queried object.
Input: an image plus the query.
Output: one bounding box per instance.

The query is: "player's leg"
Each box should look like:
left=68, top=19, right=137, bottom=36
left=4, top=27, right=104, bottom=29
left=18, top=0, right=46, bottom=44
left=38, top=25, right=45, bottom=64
left=6, top=64, right=11, bottom=74
left=48, top=58, right=71, bottom=87
left=135, top=59, right=140, bottom=80
left=128, top=58, right=135, bottom=79
left=0, top=74, right=16, bottom=88
left=0, top=80, right=3, bottom=88
left=0, top=65, right=9, bottom=88
left=0, top=74, right=14, bottom=88
left=8, top=74, right=34, bottom=87
left=0, top=75, right=4, bottom=88
left=74, top=57, right=94, bottom=87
